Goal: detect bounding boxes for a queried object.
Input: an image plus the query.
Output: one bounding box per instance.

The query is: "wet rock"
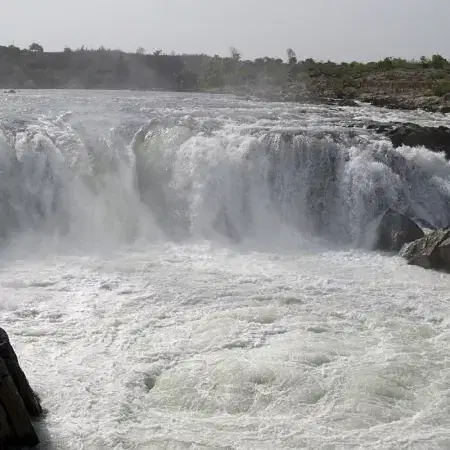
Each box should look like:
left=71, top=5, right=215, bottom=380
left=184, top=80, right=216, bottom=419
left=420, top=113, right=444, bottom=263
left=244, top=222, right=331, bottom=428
left=374, top=208, right=424, bottom=252
left=368, top=122, right=450, bottom=158
left=400, top=229, right=450, bottom=271
left=336, top=98, right=360, bottom=107
left=0, top=327, right=43, bottom=447
left=386, top=124, right=450, bottom=156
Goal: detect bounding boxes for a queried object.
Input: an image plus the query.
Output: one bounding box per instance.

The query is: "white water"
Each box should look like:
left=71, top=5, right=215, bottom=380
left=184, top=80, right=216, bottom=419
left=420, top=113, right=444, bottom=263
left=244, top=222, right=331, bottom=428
left=1, top=90, right=450, bottom=449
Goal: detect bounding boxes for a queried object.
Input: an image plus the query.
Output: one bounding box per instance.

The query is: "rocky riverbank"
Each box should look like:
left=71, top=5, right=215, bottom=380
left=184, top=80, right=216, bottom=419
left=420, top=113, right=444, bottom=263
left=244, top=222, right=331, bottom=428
left=307, top=66, right=450, bottom=113
left=4, top=44, right=449, bottom=116
left=358, top=93, right=450, bottom=114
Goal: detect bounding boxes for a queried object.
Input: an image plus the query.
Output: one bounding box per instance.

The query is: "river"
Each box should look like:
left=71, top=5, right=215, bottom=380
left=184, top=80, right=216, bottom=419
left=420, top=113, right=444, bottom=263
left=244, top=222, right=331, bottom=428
left=1, top=90, right=450, bottom=449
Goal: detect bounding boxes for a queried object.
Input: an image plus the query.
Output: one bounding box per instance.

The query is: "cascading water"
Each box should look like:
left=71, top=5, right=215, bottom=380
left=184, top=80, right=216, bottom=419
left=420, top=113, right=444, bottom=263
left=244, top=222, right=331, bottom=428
left=131, top=118, right=450, bottom=248
left=0, top=113, right=158, bottom=250
left=2, top=91, right=450, bottom=449
left=1, top=106, right=450, bottom=250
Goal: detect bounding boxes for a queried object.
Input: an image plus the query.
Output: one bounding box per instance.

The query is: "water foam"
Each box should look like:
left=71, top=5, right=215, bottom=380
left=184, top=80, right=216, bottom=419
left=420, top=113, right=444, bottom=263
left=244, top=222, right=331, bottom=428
left=1, top=91, right=450, bottom=450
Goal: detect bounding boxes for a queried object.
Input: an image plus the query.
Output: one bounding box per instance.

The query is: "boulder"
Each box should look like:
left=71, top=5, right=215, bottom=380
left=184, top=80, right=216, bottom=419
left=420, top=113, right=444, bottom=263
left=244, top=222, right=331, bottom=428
left=373, top=208, right=424, bottom=252
left=400, top=229, right=450, bottom=271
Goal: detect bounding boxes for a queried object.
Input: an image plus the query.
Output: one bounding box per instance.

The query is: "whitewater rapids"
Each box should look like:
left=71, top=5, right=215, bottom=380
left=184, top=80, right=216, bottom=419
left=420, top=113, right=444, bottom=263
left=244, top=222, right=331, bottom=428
left=1, top=90, right=450, bottom=449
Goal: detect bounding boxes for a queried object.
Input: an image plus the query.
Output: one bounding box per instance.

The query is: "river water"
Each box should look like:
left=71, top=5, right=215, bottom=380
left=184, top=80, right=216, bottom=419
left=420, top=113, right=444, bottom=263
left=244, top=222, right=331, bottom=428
left=1, top=90, right=450, bottom=449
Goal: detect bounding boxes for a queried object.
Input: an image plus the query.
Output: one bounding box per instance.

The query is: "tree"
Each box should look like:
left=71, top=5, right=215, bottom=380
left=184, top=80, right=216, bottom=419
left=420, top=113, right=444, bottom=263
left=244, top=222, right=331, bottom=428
left=230, top=47, right=241, bottom=61
left=29, top=42, right=44, bottom=53
left=378, top=57, right=394, bottom=70
left=176, top=69, right=198, bottom=90
left=287, top=49, right=300, bottom=82
left=420, top=56, right=429, bottom=68
left=431, top=54, right=447, bottom=70
left=286, top=48, right=297, bottom=65
left=136, top=47, right=146, bottom=55
left=5, top=45, right=21, bottom=57
left=115, top=54, right=129, bottom=82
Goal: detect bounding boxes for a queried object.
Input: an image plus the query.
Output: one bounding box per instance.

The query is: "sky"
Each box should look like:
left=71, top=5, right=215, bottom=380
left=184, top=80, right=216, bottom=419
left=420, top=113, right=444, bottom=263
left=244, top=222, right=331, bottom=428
left=1, top=0, right=449, bottom=61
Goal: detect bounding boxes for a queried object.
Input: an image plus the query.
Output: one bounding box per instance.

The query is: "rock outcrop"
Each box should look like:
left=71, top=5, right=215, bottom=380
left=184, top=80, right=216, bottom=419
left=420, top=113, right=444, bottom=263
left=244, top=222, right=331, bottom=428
left=367, top=122, right=450, bottom=158
left=359, top=94, right=450, bottom=114
left=0, top=328, right=43, bottom=448
left=400, top=229, right=450, bottom=271
left=373, top=208, right=424, bottom=252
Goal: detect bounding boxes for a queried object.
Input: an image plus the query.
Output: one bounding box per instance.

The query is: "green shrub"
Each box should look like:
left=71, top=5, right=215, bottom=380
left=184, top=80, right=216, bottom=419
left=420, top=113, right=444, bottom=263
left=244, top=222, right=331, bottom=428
left=432, top=81, right=450, bottom=97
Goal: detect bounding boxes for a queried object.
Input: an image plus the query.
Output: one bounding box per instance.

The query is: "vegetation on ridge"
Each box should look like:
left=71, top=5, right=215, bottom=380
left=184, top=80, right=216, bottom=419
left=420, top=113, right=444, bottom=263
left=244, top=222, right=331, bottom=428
left=1, top=43, right=449, bottom=109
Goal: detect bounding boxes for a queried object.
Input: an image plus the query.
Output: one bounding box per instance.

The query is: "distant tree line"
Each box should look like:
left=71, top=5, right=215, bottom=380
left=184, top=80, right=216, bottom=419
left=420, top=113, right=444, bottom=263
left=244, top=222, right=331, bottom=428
left=0, top=43, right=449, bottom=97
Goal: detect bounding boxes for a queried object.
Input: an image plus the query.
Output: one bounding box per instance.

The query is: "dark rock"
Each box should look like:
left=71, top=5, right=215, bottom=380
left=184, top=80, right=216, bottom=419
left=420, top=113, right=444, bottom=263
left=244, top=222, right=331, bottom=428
left=368, top=122, right=450, bottom=157
left=322, top=97, right=360, bottom=107
left=386, top=123, right=450, bottom=155
left=4, top=89, right=16, bottom=94
left=373, top=208, right=424, bottom=252
left=400, top=229, right=450, bottom=271
left=0, top=329, right=43, bottom=418
left=0, top=328, right=42, bottom=448
left=360, top=95, right=411, bottom=110
left=441, top=106, right=450, bottom=114
left=336, top=98, right=360, bottom=107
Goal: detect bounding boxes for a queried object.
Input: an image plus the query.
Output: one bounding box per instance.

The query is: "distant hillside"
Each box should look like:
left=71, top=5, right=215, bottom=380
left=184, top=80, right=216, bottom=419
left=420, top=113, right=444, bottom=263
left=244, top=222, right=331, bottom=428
left=0, top=45, right=197, bottom=90
left=1, top=44, right=449, bottom=112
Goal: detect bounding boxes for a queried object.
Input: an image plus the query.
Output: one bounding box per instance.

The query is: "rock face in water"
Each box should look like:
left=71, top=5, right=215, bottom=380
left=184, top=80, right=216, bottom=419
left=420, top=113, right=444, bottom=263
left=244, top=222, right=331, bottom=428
left=374, top=208, right=424, bottom=252
left=401, top=229, right=450, bottom=271
left=0, top=328, right=43, bottom=447
left=369, top=122, right=450, bottom=157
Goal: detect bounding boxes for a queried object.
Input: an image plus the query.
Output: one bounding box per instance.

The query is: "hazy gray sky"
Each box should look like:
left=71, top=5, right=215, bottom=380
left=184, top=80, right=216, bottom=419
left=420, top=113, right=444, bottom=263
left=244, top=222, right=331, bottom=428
left=1, top=0, right=449, bottom=61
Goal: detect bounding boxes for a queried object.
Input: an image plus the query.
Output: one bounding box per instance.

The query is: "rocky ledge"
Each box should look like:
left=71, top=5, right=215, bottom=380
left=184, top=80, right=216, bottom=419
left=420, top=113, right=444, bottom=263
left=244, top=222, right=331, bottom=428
left=359, top=93, right=450, bottom=114
left=367, top=122, right=450, bottom=157
left=0, top=328, right=43, bottom=448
